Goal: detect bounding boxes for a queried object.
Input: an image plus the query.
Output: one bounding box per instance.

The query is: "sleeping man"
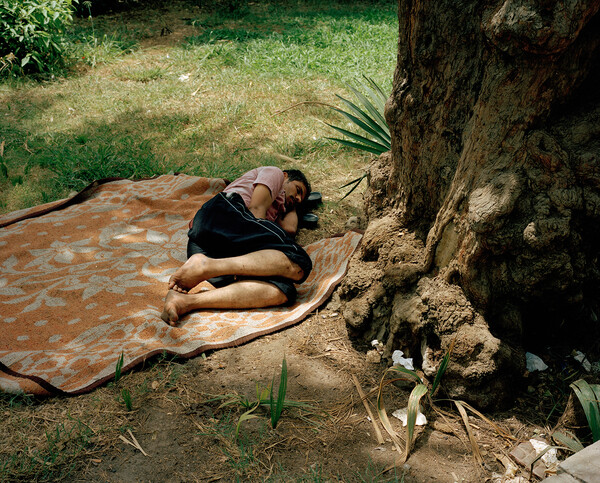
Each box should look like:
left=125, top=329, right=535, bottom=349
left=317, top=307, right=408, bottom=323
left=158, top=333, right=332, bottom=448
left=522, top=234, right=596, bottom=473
left=161, top=166, right=312, bottom=326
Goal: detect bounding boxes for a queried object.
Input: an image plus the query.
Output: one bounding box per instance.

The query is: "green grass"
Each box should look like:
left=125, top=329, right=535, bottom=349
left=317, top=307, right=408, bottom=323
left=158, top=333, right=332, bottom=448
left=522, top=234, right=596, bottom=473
left=186, top=3, right=397, bottom=84
left=0, top=0, right=397, bottom=215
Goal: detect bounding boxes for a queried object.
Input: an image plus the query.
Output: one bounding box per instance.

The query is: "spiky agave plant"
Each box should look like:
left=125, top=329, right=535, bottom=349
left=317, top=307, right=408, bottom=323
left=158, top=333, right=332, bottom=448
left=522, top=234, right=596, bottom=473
left=326, top=77, right=391, bottom=199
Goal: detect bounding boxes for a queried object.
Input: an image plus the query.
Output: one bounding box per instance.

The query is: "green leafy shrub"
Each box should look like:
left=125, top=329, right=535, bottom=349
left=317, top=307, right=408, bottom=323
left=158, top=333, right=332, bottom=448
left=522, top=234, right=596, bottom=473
left=0, top=0, right=75, bottom=76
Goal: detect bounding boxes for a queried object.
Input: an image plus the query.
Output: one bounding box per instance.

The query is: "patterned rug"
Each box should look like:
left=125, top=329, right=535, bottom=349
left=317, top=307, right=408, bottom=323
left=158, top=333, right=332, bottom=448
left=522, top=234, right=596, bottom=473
left=0, top=175, right=362, bottom=395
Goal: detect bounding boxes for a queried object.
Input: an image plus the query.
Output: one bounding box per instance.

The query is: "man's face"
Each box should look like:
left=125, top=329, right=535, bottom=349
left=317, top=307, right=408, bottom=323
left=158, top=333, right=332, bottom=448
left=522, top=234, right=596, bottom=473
left=283, top=178, right=307, bottom=210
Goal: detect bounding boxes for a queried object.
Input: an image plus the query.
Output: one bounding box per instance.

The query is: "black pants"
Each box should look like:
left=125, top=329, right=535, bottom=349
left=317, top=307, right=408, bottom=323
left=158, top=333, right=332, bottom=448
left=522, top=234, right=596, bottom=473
left=187, top=192, right=312, bottom=304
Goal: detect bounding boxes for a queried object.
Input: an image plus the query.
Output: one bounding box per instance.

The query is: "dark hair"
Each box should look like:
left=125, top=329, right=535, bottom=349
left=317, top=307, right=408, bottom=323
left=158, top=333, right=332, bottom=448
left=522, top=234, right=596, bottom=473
left=284, top=169, right=311, bottom=197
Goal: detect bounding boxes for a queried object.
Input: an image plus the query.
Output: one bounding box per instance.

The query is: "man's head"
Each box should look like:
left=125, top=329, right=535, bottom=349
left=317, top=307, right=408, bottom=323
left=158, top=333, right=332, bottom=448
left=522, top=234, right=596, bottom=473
left=282, top=169, right=311, bottom=210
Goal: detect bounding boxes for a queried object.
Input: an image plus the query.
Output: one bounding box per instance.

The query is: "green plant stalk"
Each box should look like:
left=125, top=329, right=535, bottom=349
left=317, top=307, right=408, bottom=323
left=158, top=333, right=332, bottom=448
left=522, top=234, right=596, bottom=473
left=270, top=357, right=288, bottom=429
left=114, top=352, right=124, bottom=383
left=405, top=384, right=427, bottom=458
left=339, top=173, right=368, bottom=201
left=121, top=388, right=133, bottom=411
left=431, top=338, right=456, bottom=396
left=235, top=402, right=260, bottom=440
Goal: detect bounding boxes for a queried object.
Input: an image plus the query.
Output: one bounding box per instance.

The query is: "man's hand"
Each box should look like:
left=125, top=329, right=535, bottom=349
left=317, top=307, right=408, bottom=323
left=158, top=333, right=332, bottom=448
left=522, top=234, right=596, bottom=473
left=278, top=209, right=299, bottom=237
left=248, top=184, right=273, bottom=219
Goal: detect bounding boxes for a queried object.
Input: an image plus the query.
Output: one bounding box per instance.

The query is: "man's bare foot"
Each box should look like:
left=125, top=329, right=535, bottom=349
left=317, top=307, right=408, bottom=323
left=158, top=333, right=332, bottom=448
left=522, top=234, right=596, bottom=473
left=161, top=290, right=190, bottom=326
left=168, top=253, right=213, bottom=292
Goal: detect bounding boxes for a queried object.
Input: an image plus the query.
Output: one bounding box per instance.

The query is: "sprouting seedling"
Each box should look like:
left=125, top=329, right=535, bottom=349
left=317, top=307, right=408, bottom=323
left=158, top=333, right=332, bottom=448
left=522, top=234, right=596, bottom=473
left=114, top=352, right=124, bottom=383
left=121, top=388, right=133, bottom=411
left=270, top=357, right=288, bottom=429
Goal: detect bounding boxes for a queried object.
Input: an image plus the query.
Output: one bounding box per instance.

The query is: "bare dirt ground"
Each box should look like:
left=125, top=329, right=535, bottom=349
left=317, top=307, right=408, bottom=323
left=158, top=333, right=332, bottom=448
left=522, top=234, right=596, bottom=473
left=2, top=296, right=557, bottom=482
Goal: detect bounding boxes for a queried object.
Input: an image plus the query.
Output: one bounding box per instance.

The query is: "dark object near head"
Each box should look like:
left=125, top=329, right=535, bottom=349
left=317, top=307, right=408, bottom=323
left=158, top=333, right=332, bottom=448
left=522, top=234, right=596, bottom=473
left=300, top=213, right=319, bottom=229
left=304, top=191, right=322, bottom=211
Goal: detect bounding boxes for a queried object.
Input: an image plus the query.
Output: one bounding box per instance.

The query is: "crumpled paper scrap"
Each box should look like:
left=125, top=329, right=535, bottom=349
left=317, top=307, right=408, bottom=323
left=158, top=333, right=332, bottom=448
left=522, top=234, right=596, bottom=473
left=392, top=350, right=414, bottom=370
left=529, top=438, right=557, bottom=466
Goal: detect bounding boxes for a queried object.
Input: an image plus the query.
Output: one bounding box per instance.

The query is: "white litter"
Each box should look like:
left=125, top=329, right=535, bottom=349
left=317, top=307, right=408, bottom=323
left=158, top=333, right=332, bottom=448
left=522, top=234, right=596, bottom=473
left=392, top=350, right=414, bottom=370
left=529, top=438, right=558, bottom=466
left=573, top=351, right=592, bottom=372
left=178, top=74, right=190, bottom=82
left=526, top=352, right=548, bottom=372
left=392, top=407, right=427, bottom=427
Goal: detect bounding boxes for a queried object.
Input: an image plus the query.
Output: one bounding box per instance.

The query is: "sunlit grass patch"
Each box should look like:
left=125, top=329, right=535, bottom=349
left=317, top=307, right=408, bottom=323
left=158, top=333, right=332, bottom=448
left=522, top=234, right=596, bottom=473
left=185, top=2, right=397, bottom=84
left=112, top=65, right=166, bottom=83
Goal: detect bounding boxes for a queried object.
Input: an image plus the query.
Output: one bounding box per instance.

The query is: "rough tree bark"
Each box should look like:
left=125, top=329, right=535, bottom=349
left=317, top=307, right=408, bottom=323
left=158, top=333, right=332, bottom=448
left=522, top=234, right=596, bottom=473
left=340, top=0, right=600, bottom=408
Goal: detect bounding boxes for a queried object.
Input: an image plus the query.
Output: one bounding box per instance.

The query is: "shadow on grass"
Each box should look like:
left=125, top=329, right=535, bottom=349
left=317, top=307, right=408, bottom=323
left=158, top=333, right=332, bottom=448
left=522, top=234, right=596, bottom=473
left=0, top=102, right=298, bottom=213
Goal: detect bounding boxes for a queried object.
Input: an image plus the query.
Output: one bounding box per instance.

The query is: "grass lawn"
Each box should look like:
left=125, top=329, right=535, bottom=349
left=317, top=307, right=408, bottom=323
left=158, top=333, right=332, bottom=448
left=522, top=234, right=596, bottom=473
left=0, top=0, right=398, bottom=216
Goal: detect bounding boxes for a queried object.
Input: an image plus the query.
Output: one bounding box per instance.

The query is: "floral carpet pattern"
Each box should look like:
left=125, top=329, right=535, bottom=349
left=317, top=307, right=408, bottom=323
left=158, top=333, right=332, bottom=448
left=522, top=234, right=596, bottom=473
left=0, top=175, right=362, bottom=395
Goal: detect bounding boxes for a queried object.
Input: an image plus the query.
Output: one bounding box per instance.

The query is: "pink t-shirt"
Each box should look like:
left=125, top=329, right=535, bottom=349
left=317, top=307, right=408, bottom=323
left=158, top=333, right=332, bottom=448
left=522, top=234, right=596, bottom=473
left=222, top=167, right=286, bottom=222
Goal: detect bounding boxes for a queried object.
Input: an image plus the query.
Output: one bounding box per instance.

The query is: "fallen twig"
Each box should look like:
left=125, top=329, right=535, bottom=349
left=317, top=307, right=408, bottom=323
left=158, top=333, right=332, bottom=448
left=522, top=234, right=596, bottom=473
left=119, top=429, right=149, bottom=457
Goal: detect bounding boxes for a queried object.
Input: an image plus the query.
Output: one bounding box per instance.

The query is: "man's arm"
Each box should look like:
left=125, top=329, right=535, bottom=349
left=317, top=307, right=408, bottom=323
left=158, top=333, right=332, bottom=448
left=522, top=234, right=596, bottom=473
left=278, top=209, right=299, bottom=237
left=248, top=183, right=273, bottom=219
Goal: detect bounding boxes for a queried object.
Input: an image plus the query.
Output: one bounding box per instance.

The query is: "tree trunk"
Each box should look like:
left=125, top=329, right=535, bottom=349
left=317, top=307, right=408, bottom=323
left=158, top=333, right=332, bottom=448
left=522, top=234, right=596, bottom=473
left=340, top=0, right=600, bottom=408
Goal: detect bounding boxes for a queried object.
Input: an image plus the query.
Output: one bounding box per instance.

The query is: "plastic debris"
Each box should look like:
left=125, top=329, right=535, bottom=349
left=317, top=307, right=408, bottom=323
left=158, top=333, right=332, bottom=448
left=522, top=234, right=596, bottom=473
left=525, top=352, right=548, bottom=372
left=392, top=407, right=427, bottom=427
left=573, top=350, right=592, bottom=372
left=178, top=74, right=190, bottom=82
left=371, top=340, right=384, bottom=354
left=392, top=350, right=414, bottom=370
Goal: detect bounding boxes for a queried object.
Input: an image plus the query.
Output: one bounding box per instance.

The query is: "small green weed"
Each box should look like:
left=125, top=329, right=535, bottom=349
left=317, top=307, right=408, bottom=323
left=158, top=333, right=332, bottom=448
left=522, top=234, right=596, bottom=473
left=69, top=32, right=138, bottom=67
left=234, top=357, right=289, bottom=437
left=66, top=1, right=138, bottom=67
left=328, top=77, right=391, bottom=199
left=326, top=77, right=391, bottom=156
left=121, top=388, right=133, bottom=411
left=210, top=357, right=321, bottom=439
left=114, top=352, right=125, bottom=383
